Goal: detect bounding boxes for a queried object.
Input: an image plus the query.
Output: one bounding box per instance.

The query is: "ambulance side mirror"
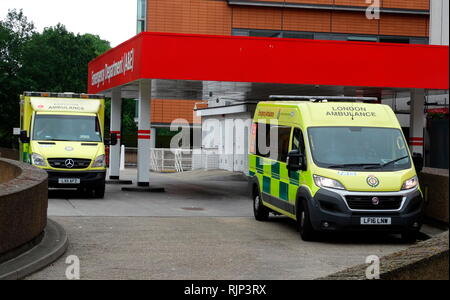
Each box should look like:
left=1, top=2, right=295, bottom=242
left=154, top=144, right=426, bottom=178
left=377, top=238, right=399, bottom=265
left=412, top=153, right=423, bottom=173
left=287, top=149, right=306, bottom=172
left=19, top=130, right=30, bottom=143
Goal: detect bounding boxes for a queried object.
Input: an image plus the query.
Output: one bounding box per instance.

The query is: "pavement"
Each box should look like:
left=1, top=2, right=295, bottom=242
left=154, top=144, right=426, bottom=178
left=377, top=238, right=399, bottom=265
left=25, top=169, right=442, bottom=280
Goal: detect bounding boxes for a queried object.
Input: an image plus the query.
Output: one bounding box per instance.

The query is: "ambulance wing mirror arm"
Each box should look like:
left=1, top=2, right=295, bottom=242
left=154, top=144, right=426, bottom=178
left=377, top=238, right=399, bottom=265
left=19, top=130, right=30, bottom=143
left=287, top=149, right=306, bottom=172
left=412, top=153, right=423, bottom=174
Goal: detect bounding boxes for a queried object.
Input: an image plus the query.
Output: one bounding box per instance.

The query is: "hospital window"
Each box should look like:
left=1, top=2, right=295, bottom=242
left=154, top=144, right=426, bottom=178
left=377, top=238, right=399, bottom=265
left=232, top=29, right=428, bottom=45
left=137, top=0, right=146, bottom=34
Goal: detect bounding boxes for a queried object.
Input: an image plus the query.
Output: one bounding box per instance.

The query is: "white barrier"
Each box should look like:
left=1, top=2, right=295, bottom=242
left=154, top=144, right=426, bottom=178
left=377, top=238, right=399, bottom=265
left=149, top=148, right=192, bottom=172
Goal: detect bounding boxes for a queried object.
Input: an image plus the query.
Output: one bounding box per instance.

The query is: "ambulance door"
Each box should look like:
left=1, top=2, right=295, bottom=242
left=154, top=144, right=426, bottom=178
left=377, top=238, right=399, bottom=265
left=276, top=126, right=292, bottom=205
left=288, top=128, right=306, bottom=205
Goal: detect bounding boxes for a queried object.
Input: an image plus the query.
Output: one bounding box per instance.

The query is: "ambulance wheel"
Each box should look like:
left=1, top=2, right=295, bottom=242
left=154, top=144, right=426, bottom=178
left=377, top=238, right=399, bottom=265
left=253, top=190, right=269, bottom=221
left=77, top=187, right=90, bottom=197
left=297, top=199, right=316, bottom=241
left=94, top=184, right=105, bottom=199
left=401, top=230, right=418, bottom=243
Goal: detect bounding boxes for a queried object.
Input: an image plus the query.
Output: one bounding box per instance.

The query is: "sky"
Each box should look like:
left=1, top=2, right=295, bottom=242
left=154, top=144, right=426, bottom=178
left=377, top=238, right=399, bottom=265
left=0, top=0, right=137, bottom=47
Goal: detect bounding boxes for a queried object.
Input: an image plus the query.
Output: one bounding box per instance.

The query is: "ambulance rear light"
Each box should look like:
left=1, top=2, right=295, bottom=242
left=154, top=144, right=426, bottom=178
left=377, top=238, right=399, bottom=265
left=23, top=91, right=104, bottom=99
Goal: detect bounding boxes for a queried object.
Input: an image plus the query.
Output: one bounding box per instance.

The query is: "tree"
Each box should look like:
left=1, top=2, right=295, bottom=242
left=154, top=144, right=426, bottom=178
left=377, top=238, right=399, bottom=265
left=0, top=9, right=111, bottom=148
left=0, top=9, right=35, bottom=147
left=20, top=24, right=110, bottom=93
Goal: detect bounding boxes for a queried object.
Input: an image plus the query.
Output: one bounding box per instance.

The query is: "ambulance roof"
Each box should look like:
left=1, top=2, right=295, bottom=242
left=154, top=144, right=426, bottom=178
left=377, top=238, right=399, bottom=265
left=30, top=97, right=101, bottom=114
left=254, top=101, right=400, bottom=128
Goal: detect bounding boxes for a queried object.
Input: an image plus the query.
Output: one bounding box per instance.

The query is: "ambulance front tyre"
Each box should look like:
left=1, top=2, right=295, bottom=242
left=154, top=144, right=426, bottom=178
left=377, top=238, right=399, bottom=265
left=297, top=198, right=317, bottom=241
left=94, top=183, right=105, bottom=199
left=253, top=188, right=269, bottom=221
left=401, top=230, right=419, bottom=243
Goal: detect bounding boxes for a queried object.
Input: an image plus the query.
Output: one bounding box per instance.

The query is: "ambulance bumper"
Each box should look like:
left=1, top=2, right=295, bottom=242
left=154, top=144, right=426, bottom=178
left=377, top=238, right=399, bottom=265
left=308, top=187, right=425, bottom=233
left=47, top=170, right=106, bottom=188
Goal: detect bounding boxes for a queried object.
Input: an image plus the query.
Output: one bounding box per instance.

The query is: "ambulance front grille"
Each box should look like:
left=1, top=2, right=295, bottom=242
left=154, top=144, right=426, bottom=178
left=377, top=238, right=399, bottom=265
left=345, top=195, right=403, bottom=210
left=48, top=158, right=91, bottom=169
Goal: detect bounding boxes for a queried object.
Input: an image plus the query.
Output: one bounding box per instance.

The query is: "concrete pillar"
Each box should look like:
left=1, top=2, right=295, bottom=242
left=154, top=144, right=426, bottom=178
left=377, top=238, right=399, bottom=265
left=430, top=0, right=449, bottom=46
left=109, top=87, right=122, bottom=179
left=409, top=89, right=425, bottom=156
left=137, top=79, right=151, bottom=186
left=150, top=127, right=156, bottom=149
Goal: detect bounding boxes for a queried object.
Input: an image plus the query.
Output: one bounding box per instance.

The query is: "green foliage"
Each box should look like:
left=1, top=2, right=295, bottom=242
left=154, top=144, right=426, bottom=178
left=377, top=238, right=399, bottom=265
left=104, top=98, right=137, bottom=147
left=121, top=99, right=138, bottom=147
left=19, top=24, right=111, bottom=93
left=0, top=9, right=35, bottom=147
left=0, top=9, right=112, bottom=148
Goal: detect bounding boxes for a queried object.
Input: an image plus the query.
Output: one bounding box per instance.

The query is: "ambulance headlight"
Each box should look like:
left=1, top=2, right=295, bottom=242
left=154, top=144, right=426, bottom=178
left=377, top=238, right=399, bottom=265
left=31, top=153, right=47, bottom=167
left=402, top=176, right=419, bottom=190
left=92, top=154, right=105, bottom=168
left=313, top=175, right=345, bottom=190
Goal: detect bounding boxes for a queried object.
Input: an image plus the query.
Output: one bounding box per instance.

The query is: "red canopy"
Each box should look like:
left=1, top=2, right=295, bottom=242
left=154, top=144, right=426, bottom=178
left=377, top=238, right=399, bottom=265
left=88, top=32, right=449, bottom=94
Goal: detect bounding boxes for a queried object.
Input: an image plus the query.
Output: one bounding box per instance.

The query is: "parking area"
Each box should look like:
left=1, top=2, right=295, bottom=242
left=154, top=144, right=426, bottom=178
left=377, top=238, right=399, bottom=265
left=28, top=169, right=422, bottom=280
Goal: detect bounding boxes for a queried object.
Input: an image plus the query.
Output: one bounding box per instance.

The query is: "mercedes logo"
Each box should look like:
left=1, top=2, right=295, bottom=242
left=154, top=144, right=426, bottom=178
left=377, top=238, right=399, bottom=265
left=65, top=159, right=75, bottom=169
left=372, top=197, right=380, bottom=206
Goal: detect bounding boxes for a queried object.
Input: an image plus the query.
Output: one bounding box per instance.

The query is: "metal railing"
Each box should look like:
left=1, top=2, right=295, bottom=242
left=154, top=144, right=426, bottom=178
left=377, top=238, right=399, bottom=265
left=149, top=148, right=192, bottom=172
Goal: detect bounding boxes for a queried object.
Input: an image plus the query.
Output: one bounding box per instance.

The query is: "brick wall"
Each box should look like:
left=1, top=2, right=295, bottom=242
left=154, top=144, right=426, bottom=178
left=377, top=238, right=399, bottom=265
left=147, top=0, right=429, bottom=37
left=151, top=99, right=206, bottom=125
left=0, top=158, right=48, bottom=256
left=148, top=0, right=231, bottom=35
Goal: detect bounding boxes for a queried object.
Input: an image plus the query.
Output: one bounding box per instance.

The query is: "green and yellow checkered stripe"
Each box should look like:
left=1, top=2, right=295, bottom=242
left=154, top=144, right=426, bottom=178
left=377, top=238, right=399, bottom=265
left=249, top=155, right=299, bottom=207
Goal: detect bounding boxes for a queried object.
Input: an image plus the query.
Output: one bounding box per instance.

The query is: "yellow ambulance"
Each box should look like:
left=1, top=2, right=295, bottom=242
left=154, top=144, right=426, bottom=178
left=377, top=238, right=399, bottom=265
left=18, top=92, right=117, bottom=198
left=249, top=96, right=425, bottom=242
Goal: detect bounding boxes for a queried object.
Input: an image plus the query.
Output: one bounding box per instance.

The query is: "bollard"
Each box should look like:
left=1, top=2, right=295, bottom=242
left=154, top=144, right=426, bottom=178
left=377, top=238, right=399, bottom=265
left=120, top=145, right=125, bottom=171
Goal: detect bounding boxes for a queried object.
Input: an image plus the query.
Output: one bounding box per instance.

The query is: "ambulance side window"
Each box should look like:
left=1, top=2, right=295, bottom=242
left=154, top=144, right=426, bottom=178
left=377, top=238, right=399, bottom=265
left=256, top=123, right=271, bottom=157
left=277, top=126, right=291, bottom=163
left=255, top=123, right=291, bottom=162
left=292, top=128, right=305, bottom=155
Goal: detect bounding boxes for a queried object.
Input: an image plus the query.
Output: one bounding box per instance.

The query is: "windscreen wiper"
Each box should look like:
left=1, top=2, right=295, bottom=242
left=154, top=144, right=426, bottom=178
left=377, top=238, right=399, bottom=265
left=328, top=163, right=380, bottom=169
left=47, top=139, right=71, bottom=141
left=364, top=156, right=410, bottom=169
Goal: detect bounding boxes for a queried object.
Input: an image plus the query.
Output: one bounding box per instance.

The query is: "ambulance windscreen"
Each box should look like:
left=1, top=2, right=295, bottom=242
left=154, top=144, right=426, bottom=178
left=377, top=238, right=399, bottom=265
left=33, top=115, right=102, bottom=142
left=307, top=127, right=411, bottom=171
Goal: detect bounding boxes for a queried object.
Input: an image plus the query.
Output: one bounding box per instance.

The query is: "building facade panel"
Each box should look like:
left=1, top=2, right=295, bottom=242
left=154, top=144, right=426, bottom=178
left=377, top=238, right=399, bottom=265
left=382, top=0, right=430, bottom=10
left=232, top=6, right=283, bottom=30
left=283, top=9, right=332, bottom=32
left=288, top=0, right=334, bottom=4
left=331, top=11, right=380, bottom=35
left=380, top=14, right=429, bottom=37
left=146, top=0, right=430, bottom=38
left=151, top=99, right=203, bottom=124
left=147, top=0, right=231, bottom=35
left=333, top=0, right=370, bottom=7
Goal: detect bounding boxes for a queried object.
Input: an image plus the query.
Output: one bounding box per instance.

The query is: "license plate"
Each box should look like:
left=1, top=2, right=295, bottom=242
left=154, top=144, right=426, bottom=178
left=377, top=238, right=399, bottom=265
left=58, top=178, right=80, bottom=184
left=360, top=217, right=391, bottom=225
